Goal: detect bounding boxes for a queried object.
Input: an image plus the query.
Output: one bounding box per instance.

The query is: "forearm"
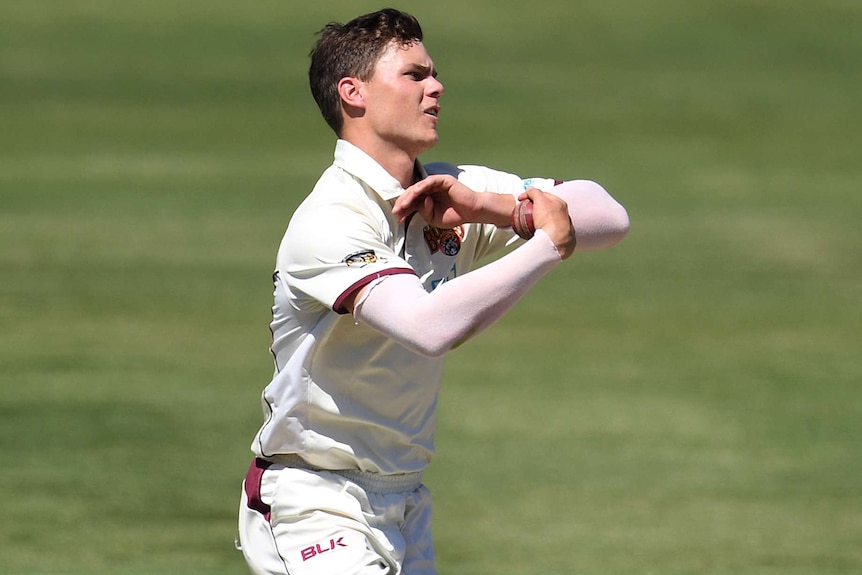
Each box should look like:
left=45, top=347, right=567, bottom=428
left=476, top=179, right=629, bottom=249
left=553, top=180, right=630, bottom=251
left=474, top=191, right=516, bottom=227
left=354, top=229, right=562, bottom=357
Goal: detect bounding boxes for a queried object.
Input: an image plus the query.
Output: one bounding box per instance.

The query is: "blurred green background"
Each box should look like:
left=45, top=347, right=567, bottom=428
left=1, top=1, right=860, bottom=573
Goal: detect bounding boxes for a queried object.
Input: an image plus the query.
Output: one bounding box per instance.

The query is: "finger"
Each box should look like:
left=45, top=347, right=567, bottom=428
left=393, top=189, right=426, bottom=220
left=394, top=178, right=434, bottom=212
left=518, top=187, right=542, bottom=204
left=422, top=195, right=435, bottom=221
left=395, top=180, right=446, bottom=221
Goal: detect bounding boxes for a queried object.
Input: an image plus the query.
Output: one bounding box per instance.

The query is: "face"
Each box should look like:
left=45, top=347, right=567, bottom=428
left=360, top=41, right=444, bottom=157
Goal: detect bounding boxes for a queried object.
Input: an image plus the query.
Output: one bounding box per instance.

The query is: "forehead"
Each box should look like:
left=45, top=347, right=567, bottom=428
left=374, top=40, right=434, bottom=71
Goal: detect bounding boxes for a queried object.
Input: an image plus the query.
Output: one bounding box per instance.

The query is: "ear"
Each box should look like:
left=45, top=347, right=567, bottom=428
left=337, top=77, right=366, bottom=111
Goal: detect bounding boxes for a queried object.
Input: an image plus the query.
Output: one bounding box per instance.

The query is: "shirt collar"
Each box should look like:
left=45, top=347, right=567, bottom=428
left=333, top=139, right=427, bottom=201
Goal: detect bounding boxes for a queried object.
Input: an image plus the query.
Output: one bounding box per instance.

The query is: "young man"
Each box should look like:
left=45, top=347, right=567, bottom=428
left=238, top=8, right=629, bottom=575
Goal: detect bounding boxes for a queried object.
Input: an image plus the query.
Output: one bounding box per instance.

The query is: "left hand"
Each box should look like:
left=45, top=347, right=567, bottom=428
left=520, top=188, right=577, bottom=259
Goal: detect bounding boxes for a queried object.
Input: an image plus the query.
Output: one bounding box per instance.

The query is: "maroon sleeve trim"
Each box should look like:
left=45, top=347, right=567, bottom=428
left=333, top=267, right=417, bottom=315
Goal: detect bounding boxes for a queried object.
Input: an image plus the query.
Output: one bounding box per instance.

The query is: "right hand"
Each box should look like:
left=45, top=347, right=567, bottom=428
left=521, top=188, right=577, bottom=260
left=393, top=174, right=484, bottom=227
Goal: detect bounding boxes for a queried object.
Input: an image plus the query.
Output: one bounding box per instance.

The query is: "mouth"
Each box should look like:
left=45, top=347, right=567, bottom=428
left=424, top=106, right=440, bottom=119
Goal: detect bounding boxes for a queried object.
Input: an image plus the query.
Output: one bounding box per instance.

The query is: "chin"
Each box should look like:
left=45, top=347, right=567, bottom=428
left=422, top=132, right=440, bottom=149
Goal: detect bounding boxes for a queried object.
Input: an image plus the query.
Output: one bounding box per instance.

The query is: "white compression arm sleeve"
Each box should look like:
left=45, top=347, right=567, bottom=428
left=552, top=180, right=630, bottom=251
left=354, top=229, right=562, bottom=358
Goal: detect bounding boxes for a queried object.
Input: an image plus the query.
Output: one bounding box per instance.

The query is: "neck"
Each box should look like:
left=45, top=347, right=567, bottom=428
left=341, top=132, right=424, bottom=188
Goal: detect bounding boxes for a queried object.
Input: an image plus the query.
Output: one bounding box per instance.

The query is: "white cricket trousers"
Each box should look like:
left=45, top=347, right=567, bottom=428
left=238, top=458, right=436, bottom=575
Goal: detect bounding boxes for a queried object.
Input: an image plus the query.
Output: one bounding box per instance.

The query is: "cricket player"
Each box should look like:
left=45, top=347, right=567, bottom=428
left=237, top=8, right=629, bottom=575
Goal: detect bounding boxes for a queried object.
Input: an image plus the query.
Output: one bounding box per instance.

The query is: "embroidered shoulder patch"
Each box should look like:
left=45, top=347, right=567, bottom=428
left=343, top=250, right=378, bottom=267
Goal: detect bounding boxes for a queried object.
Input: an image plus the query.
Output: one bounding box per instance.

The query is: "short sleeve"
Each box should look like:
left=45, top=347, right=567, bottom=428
left=277, top=200, right=415, bottom=314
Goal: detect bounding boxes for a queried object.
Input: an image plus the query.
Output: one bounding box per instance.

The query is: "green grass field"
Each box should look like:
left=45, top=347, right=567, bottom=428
left=2, top=1, right=860, bottom=573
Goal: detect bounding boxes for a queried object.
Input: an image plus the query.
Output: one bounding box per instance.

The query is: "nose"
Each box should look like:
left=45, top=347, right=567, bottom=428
left=428, top=76, right=444, bottom=98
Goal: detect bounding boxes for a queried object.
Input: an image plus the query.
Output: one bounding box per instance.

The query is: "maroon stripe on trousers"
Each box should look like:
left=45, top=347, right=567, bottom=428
left=244, top=458, right=273, bottom=521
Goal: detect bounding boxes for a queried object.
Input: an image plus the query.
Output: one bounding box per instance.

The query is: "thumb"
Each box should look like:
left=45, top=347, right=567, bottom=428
left=421, top=195, right=436, bottom=221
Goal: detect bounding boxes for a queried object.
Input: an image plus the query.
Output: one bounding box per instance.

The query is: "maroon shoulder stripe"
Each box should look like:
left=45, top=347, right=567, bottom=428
left=333, top=267, right=417, bottom=314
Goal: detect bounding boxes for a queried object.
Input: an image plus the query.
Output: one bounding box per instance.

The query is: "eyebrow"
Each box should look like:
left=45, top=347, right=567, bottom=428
left=405, top=63, right=438, bottom=78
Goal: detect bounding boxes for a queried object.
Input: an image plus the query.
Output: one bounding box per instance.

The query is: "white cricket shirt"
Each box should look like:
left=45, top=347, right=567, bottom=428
left=251, top=139, right=557, bottom=475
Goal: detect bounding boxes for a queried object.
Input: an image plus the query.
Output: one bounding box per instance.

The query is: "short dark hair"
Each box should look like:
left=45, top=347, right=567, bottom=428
left=308, top=8, right=424, bottom=135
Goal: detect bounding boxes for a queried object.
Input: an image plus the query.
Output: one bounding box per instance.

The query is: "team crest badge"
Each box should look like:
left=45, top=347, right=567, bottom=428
left=423, top=226, right=463, bottom=256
